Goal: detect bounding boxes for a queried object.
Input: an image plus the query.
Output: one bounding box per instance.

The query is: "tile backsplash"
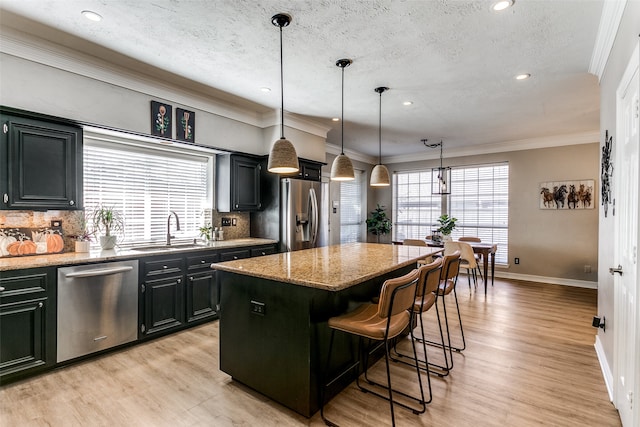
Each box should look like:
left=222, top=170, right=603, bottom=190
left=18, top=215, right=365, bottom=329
left=0, top=209, right=251, bottom=252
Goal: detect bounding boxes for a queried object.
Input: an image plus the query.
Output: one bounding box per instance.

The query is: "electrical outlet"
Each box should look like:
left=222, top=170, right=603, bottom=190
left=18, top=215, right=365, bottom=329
left=584, top=265, right=592, bottom=273
left=232, top=218, right=237, bottom=226
left=514, top=257, right=519, bottom=264
left=50, top=220, right=62, bottom=228
left=250, top=300, right=266, bottom=316
left=221, top=217, right=231, bottom=227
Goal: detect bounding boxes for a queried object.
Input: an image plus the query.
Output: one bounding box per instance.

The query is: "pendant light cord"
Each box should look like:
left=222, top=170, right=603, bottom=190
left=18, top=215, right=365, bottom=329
left=279, top=25, right=285, bottom=140
left=341, top=66, right=345, bottom=155
left=378, top=91, right=382, bottom=165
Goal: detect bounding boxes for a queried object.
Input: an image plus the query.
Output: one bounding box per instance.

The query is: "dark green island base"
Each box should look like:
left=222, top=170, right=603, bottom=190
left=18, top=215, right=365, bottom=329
left=214, top=243, right=441, bottom=417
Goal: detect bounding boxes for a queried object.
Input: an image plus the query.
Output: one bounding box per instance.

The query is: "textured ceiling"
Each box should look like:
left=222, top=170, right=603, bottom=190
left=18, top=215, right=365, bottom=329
left=0, top=0, right=603, bottom=159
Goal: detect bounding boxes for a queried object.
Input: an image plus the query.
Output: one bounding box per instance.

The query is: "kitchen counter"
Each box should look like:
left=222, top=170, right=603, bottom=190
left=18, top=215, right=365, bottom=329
left=212, top=242, right=441, bottom=291
left=215, top=242, right=441, bottom=417
left=0, top=238, right=277, bottom=271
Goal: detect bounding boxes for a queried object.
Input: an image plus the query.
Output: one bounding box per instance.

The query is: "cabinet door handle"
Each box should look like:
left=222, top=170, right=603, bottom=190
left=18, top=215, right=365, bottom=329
left=0, top=286, right=5, bottom=292
left=38, top=302, right=43, bottom=308
left=163, top=265, right=168, bottom=269
left=201, top=260, right=206, bottom=264
left=233, top=256, right=238, bottom=260
left=190, top=276, right=194, bottom=282
left=261, top=252, right=266, bottom=256
left=3, top=194, right=7, bottom=203
left=235, top=204, right=239, bottom=208
left=69, top=200, right=75, bottom=206
left=177, top=278, right=182, bottom=284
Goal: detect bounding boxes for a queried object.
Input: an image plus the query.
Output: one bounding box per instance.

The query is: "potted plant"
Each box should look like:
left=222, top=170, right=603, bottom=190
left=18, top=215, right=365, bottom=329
left=366, top=204, right=392, bottom=243
left=199, top=223, right=215, bottom=244
left=92, top=205, right=124, bottom=250
left=71, top=211, right=94, bottom=252
left=436, top=214, right=457, bottom=241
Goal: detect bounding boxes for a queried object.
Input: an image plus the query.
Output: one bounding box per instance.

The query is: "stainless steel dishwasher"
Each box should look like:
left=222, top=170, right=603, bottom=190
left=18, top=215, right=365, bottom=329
left=57, top=260, right=139, bottom=362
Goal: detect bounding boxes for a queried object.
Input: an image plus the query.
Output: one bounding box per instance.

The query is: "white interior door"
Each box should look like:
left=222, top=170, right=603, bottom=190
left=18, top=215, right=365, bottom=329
left=614, top=43, right=639, bottom=427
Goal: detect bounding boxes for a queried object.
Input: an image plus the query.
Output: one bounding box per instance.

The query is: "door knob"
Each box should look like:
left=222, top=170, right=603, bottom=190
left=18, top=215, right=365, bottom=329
left=609, top=265, right=623, bottom=275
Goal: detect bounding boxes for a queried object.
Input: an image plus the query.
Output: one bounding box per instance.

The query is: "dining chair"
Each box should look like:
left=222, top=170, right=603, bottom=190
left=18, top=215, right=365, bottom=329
left=457, top=236, right=484, bottom=280
left=320, top=269, right=426, bottom=427
left=391, top=258, right=451, bottom=378
left=446, top=241, right=481, bottom=289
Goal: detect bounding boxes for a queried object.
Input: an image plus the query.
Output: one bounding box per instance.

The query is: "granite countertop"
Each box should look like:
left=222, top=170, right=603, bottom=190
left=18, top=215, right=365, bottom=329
left=212, top=242, right=442, bottom=291
left=0, top=238, right=277, bottom=271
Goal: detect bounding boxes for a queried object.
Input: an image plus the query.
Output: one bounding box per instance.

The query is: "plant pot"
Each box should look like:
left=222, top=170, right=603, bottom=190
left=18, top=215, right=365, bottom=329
left=99, top=235, right=118, bottom=250
left=75, top=241, right=91, bottom=253
left=442, top=235, right=452, bottom=242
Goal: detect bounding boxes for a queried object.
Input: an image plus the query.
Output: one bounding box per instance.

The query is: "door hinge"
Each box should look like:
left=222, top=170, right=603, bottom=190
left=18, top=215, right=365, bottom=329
left=141, top=284, right=145, bottom=293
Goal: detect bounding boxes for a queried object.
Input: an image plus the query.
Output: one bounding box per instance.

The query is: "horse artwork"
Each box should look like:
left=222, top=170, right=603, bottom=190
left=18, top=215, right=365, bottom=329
left=539, top=180, right=595, bottom=210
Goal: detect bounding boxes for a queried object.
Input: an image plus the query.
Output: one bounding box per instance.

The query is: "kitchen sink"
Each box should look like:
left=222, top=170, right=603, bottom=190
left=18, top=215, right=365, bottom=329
left=130, top=243, right=208, bottom=252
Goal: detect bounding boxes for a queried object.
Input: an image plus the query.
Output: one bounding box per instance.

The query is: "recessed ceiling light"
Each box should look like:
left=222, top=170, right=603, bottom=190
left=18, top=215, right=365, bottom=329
left=260, top=87, right=271, bottom=93
left=492, top=0, right=514, bottom=11
left=515, top=73, right=531, bottom=80
left=81, top=10, right=102, bottom=22
left=332, top=117, right=340, bottom=122
left=403, top=101, right=413, bottom=106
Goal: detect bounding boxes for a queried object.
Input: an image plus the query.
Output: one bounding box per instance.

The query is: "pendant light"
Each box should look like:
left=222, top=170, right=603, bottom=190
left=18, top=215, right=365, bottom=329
left=370, top=87, right=391, bottom=187
left=330, top=59, right=355, bottom=181
left=423, top=139, right=451, bottom=195
left=267, top=13, right=299, bottom=174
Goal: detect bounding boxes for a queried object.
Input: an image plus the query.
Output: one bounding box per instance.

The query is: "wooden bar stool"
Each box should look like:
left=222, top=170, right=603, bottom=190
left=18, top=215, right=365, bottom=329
left=320, top=269, right=425, bottom=427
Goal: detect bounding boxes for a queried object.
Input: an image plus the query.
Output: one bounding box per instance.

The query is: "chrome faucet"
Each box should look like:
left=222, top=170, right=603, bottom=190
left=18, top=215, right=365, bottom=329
left=166, top=211, right=181, bottom=245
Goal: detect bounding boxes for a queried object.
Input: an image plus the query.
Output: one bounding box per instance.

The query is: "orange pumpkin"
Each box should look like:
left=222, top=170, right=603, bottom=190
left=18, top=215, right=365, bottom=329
left=46, top=233, right=64, bottom=253
left=7, top=240, right=37, bottom=256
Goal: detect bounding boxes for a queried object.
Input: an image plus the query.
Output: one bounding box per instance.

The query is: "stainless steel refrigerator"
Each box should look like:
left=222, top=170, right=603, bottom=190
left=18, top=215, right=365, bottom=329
left=280, top=178, right=328, bottom=252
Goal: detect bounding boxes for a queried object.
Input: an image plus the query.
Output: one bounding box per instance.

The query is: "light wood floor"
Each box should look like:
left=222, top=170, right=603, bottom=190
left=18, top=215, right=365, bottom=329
left=1, top=278, right=621, bottom=426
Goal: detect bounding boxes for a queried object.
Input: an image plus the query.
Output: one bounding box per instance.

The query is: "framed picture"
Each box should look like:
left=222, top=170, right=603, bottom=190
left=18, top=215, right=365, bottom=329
left=539, top=179, right=595, bottom=210
left=176, top=108, right=195, bottom=143
left=151, top=100, right=172, bottom=138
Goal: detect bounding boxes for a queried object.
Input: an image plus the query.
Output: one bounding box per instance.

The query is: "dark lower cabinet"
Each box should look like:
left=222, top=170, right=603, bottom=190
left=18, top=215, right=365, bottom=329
left=142, top=275, right=185, bottom=335
left=186, top=271, right=218, bottom=322
left=0, top=268, right=55, bottom=384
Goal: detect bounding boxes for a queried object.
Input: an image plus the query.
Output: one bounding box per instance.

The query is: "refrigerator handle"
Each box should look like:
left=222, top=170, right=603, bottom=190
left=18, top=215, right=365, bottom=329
left=309, top=187, right=319, bottom=247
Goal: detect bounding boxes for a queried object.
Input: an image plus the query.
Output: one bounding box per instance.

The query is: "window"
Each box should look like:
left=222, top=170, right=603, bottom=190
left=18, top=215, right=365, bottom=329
left=340, top=170, right=364, bottom=243
left=393, top=170, right=442, bottom=241
left=83, top=130, right=213, bottom=247
left=393, top=163, right=509, bottom=264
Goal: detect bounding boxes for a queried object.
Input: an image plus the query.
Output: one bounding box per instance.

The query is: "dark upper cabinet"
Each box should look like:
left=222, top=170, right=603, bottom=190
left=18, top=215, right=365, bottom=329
left=217, top=154, right=261, bottom=212
left=280, top=159, right=323, bottom=182
left=1, top=110, right=83, bottom=210
left=0, top=268, right=56, bottom=384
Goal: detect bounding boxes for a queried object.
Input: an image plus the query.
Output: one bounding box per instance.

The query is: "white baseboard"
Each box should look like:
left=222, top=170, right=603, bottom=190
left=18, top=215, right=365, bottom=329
left=494, top=271, right=598, bottom=289
left=594, top=334, right=614, bottom=402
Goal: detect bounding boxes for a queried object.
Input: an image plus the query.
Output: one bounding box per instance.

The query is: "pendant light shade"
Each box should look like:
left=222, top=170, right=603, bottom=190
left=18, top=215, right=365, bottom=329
left=267, top=13, right=299, bottom=174
left=330, top=58, right=355, bottom=181
left=370, top=86, right=391, bottom=187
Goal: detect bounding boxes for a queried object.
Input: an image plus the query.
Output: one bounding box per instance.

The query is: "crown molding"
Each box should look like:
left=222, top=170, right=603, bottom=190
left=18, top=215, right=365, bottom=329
left=326, top=143, right=377, bottom=164
left=0, top=26, right=329, bottom=135
left=261, top=110, right=331, bottom=138
left=383, top=131, right=599, bottom=164
left=589, top=0, right=627, bottom=81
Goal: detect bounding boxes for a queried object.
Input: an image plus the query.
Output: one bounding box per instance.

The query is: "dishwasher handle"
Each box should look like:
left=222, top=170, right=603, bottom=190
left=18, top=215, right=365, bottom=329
left=64, top=266, right=134, bottom=278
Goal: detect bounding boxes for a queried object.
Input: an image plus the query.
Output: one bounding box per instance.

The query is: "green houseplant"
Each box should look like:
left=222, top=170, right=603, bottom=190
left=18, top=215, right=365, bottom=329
left=92, top=205, right=124, bottom=249
left=436, top=214, right=457, bottom=241
left=366, top=204, right=392, bottom=243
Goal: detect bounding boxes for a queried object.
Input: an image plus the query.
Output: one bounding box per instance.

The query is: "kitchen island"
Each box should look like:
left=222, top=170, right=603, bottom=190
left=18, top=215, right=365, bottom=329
left=212, top=242, right=441, bottom=417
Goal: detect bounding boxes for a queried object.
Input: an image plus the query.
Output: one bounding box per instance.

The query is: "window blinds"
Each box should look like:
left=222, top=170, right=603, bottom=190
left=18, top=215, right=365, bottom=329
left=84, top=134, right=211, bottom=247
left=340, top=170, right=363, bottom=243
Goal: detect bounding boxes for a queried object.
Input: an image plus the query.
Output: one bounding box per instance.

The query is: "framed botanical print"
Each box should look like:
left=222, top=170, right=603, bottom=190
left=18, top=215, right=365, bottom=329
left=176, top=108, right=195, bottom=143
left=151, top=100, right=172, bottom=138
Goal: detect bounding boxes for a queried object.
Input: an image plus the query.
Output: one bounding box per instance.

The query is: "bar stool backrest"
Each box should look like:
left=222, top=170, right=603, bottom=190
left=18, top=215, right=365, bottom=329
left=377, top=269, right=420, bottom=319
left=417, top=258, right=443, bottom=297
left=458, top=236, right=481, bottom=242
left=403, top=239, right=427, bottom=246
left=440, top=251, right=461, bottom=281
